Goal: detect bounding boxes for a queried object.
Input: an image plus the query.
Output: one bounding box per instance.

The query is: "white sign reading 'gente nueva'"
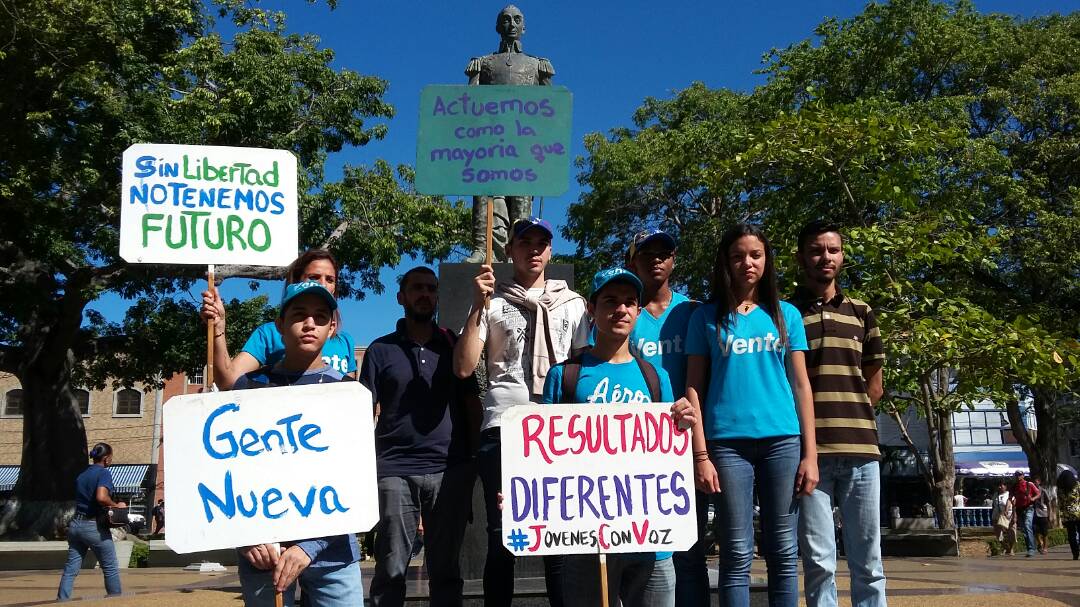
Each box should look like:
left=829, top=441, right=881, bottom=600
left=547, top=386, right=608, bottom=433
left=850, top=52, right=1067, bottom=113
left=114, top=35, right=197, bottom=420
left=163, top=382, right=377, bottom=554
left=119, top=143, right=298, bottom=266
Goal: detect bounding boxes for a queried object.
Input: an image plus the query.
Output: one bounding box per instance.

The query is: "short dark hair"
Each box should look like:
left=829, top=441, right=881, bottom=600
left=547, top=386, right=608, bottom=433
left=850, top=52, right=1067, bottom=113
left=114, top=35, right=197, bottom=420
left=287, top=250, right=340, bottom=289
left=399, top=266, right=437, bottom=292
left=797, top=220, right=844, bottom=253
left=89, top=442, right=113, bottom=462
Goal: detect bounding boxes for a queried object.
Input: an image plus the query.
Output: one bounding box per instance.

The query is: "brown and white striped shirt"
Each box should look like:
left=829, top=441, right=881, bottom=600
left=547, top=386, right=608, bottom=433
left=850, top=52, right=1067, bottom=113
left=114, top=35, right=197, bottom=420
left=792, top=287, right=885, bottom=460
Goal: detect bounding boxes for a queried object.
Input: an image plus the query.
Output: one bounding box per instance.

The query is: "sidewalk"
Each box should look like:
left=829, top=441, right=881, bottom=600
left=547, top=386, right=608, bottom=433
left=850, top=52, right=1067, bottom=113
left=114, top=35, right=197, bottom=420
left=1, top=546, right=1077, bottom=606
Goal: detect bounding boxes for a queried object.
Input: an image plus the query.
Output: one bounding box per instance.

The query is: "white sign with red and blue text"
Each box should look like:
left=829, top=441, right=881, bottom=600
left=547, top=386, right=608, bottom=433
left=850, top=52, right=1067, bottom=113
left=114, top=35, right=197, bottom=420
left=500, top=403, right=697, bottom=556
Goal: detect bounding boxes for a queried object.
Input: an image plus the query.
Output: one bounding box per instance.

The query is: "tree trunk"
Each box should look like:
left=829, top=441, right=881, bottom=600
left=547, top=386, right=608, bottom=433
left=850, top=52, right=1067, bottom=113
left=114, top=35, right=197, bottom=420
left=926, top=407, right=956, bottom=529
left=1, top=294, right=89, bottom=539
left=1007, top=388, right=1062, bottom=526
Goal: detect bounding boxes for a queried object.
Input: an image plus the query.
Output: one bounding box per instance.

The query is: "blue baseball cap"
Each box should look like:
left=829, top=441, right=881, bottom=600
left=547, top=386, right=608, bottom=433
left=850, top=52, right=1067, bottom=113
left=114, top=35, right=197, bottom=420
left=511, top=216, right=554, bottom=241
left=591, top=267, right=644, bottom=302
left=279, top=281, right=338, bottom=317
left=627, top=229, right=677, bottom=258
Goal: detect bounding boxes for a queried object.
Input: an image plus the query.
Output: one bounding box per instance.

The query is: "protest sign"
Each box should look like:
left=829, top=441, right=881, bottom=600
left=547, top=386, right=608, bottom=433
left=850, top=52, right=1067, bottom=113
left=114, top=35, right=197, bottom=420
left=500, top=403, right=697, bottom=556
left=415, top=85, right=573, bottom=196
left=163, top=381, right=377, bottom=554
left=119, top=143, right=298, bottom=266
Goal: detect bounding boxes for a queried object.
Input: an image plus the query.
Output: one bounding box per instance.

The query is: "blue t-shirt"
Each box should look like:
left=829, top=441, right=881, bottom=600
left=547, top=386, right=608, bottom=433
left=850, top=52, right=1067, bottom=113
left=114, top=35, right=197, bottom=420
left=241, top=322, right=357, bottom=375
left=232, top=364, right=360, bottom=568
left=543, top=353, right=674, bottom=561
left=74, top=464, right=115, bottom=517
left=685, top=302, right=808, bottom=440
left=629, top=292, right=696, bottom=399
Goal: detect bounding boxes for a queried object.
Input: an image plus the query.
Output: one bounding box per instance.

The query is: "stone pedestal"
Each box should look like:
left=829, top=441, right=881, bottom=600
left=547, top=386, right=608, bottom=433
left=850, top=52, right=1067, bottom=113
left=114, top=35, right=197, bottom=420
left=437, top=262, right=574, bottom=581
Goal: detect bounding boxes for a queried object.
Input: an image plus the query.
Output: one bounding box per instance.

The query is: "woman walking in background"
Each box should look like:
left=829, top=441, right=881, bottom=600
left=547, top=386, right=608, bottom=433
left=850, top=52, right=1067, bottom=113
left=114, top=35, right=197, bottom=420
left=684, top=224, right=818, bottom=606
left=57, top=442, right=126, bottom=600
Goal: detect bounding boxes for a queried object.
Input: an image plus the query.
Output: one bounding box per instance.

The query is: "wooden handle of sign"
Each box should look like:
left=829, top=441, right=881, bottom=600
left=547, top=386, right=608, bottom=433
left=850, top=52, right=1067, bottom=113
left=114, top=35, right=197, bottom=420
left=599, top=553, right=609, bottom=607
left=274, top=591, right=283, bottom=607
left=484, top=196, right=494, bottom=310
left=206, top=264, right=215, bottom=391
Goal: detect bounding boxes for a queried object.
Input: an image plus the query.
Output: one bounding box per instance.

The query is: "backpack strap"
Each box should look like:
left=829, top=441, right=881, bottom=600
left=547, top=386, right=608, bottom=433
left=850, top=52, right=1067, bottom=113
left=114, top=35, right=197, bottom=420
left=633, top=356, right=663, bottom=403
left=559, top=352, right=588, bottom=404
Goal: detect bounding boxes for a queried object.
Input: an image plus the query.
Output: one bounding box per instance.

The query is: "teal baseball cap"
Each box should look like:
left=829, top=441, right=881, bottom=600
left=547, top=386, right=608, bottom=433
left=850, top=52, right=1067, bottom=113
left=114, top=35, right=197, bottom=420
left=279, top=281, right=337, bottom=317
left=590, top=267, right=644, bottom=303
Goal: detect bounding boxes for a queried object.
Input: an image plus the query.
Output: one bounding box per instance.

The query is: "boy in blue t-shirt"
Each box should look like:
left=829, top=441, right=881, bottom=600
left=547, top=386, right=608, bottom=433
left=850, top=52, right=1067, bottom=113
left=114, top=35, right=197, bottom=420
left=543, top=267, right=697, bottom=607
left=230, top=281, right=363, bottom=607
left=624, top=229, right=708, bottom=606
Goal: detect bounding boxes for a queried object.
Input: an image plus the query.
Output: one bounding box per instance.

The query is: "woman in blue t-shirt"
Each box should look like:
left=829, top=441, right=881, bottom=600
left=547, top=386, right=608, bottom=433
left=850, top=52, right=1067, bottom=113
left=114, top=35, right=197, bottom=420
left=57, top=443, right=126, bottom=600
left=201, top=250, right=358, bottom=389
left=684, top=224, right=818, bottom=607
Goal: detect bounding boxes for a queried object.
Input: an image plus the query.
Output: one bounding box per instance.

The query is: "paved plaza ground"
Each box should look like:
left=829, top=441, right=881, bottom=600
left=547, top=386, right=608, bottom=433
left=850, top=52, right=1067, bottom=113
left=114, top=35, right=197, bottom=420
left=1, top=546, right=1078, bottom=606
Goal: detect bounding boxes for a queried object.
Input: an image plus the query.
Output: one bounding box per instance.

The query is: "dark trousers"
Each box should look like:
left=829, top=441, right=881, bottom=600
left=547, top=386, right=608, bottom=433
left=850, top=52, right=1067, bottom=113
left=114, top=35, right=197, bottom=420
left=1065, top=521, right=1080, bottom=560
left=477, top=429, right=564, bottom=606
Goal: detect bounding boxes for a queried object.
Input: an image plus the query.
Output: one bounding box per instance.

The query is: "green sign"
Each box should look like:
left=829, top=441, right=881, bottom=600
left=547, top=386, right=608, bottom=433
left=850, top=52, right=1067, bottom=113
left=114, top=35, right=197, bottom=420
left=416, top=85, right=573, bottom=196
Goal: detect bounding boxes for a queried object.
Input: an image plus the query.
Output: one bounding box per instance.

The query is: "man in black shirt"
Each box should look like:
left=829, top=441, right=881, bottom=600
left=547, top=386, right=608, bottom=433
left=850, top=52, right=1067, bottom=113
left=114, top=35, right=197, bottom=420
left=360, top=266, right=478, bottom=607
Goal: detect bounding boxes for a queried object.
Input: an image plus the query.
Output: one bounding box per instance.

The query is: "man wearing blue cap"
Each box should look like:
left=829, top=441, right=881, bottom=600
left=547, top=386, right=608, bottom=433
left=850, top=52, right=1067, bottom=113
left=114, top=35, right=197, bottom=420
left=455, top=216, right=590, bottom=606
left=626, top=230, right=707, bottom=605
left=230, top=281, right=364, bottom=606
left=543, top=267, right=697, bottom=607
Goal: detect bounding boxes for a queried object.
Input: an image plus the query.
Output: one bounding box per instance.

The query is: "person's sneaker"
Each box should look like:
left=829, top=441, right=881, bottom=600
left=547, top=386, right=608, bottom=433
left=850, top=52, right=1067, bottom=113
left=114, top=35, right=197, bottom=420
left=1026, top=552, right=1034, bottom=557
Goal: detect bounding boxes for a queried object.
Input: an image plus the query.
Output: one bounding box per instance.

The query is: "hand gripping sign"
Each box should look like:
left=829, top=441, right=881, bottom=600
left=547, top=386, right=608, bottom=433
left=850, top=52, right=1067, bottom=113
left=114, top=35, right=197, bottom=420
left=163, top=382, right=377, bottom=554
left=500, top=403, right=697, bottom=556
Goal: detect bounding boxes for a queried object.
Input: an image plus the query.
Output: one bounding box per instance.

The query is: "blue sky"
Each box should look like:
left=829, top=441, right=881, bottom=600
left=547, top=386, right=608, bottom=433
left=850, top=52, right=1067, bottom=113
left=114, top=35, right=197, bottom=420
left=90, top=0, right=1080, bottom=346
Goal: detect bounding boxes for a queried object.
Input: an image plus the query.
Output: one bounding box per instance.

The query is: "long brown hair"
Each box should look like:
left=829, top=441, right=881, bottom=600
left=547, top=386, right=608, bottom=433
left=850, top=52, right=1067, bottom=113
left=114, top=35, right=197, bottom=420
left=285, top=250, right=340, bottom=294
left=711, top=224, right=788, bottom=346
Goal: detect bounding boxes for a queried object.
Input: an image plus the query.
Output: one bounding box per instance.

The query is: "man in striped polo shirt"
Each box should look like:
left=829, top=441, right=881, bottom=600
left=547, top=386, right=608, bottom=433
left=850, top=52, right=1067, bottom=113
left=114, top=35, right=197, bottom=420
left=791, top=221, right=886, bottom=607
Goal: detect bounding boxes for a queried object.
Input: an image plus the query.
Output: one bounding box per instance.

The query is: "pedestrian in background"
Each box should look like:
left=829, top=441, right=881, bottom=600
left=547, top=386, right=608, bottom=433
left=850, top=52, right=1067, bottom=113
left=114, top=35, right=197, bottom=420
left=57, top=442, right=125, bottom=600
left=1057, top=469, right=1079, bottom=560
left=991, top=481, right=1016, bottom=556
left=1012, top=472, right=1041, bottom=557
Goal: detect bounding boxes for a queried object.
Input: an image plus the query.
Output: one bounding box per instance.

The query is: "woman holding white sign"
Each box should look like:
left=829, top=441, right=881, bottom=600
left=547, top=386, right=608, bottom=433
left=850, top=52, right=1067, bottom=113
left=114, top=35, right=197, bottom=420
left=202, top=250, right=357, bottom=389
left=684, top=224, right=818, bottom=607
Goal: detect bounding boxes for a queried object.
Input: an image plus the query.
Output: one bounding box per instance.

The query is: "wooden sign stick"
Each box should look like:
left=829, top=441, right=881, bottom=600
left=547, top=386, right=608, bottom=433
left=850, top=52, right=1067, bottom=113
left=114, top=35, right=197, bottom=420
left=274, top=591, right=283, bottom=607
left=206, top=264, right=215, bottom=391
left=484, top=196, right=494, bottom=309
left=599, top=552, right=609, bottom=607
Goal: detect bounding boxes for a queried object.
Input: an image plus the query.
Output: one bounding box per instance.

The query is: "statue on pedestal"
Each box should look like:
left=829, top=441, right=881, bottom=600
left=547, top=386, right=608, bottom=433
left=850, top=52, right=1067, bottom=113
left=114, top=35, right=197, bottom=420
left=463, top=5, right=554, bottom=262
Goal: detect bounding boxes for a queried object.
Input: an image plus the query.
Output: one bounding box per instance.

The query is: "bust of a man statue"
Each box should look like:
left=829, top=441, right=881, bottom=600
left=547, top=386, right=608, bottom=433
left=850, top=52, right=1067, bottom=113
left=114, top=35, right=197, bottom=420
left=463, top=5, right=554, bottom=262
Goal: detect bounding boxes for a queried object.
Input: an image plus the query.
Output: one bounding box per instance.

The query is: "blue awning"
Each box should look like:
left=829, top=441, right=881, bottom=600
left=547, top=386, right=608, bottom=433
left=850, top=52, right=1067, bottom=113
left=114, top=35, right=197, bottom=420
left=0, top=466, right=18, bottom=492
left=955, top=451, right=1029, bottom=476
left=108, top=465, right=150, bottom=493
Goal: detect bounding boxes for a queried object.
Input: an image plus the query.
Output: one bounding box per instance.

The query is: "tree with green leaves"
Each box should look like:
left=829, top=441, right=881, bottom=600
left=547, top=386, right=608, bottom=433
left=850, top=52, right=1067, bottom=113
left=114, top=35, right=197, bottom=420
left=568, top=0, right=1080, bottom=526
left=0, top=0, right=467, bottom=539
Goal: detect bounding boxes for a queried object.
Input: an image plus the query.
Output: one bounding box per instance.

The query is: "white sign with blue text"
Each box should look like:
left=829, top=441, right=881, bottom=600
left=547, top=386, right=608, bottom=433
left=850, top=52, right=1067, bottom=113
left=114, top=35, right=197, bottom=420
left=163, top=382, right=377, bottom=554
left=119, top=143, right=298, bottom=266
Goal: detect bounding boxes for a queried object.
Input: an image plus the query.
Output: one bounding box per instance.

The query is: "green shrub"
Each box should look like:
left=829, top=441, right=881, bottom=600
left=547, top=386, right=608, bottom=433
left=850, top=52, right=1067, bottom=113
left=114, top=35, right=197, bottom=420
left=129, top=541, right=149, bottom=568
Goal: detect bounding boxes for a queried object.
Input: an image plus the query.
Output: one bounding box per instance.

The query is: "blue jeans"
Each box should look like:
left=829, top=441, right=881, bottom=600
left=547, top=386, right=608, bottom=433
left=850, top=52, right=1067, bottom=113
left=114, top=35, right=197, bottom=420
left=709, top=436, right=801, bottom=607
left=799, top=457, right=886, bottom=607
left=562, top=554, right=675, bottom=607
left=238, top=558, right=362, bottom=606
left=1017, top=506, right=1036, bottom=556
left=477, top=429, right=564, bottom=607
left=57, top=518, right=122, bottom=600
left=370, top=463, right=475, bottom=607
left=672, top=491, right=712, bottom=607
